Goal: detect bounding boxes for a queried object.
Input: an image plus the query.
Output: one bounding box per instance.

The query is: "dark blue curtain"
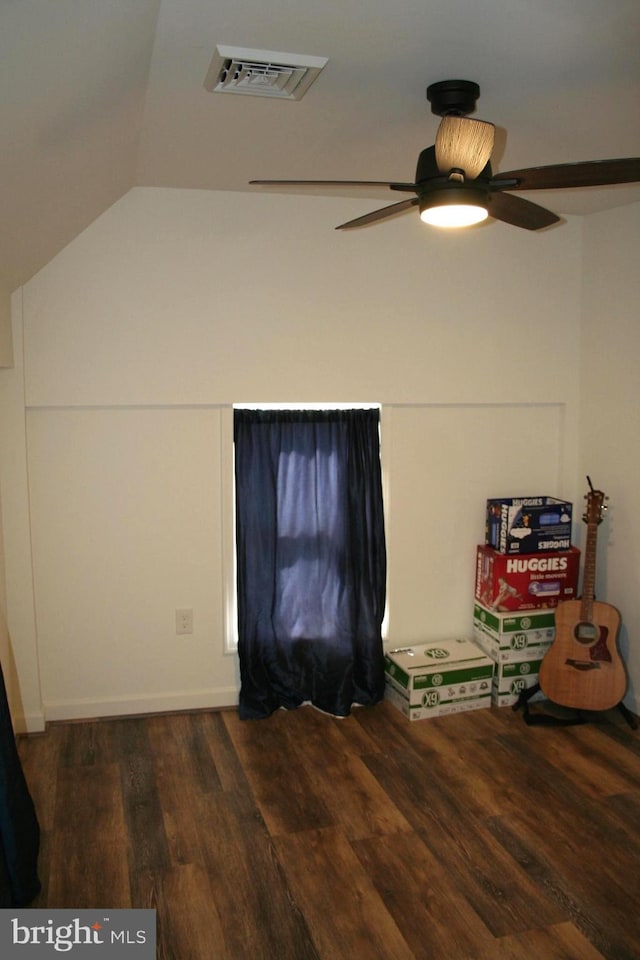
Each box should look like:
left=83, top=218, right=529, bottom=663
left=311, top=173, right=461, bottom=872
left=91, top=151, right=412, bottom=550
left=0, top=660, right=40, bottom=906
left=234, top=408, right=386, bottom=720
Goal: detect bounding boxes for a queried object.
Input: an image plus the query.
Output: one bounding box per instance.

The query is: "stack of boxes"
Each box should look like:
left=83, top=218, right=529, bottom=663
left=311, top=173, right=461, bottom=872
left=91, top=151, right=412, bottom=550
left=383, top=494, right=579, bottom=721
left=474, top=496, right=579, bottom=706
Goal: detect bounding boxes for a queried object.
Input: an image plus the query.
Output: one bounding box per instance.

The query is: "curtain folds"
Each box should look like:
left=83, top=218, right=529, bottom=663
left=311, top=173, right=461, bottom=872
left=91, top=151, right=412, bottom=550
left=234, top=408, right=386, bottom=720
left=0, top=661, right=40, bottom=906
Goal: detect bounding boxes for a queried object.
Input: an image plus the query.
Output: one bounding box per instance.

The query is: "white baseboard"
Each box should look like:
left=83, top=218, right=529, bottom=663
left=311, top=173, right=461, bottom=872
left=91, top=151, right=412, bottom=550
left=43, top=686, right=239, bottom=723
left=13, top=710, right=47, bottom=734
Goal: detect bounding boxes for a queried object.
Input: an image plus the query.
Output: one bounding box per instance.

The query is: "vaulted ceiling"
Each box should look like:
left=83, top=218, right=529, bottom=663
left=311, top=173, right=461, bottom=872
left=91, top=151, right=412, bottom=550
left=2, top=0, right=639, bottom=306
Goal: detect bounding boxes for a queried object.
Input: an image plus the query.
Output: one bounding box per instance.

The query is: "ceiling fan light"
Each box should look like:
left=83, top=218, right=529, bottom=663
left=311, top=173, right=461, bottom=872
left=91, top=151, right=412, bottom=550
left=420, top=203, right=488, bottom=227
left=419, top=188, right=488, bottom=228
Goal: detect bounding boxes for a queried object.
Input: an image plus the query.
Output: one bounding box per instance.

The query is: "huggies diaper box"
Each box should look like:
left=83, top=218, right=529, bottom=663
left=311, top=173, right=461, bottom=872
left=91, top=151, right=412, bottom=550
left=475, top=544, right=580, bottom=611
left=486, top=496, right=572, bottom=555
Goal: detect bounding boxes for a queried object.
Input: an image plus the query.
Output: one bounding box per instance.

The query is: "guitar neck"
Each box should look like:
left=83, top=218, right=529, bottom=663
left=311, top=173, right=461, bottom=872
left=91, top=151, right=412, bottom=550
left=581, top=521, right=598, bottom=620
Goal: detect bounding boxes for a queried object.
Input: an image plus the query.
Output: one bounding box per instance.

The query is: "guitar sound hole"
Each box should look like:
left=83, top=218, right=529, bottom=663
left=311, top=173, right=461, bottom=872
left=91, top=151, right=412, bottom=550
left=574, top=621, right=599, bottom=645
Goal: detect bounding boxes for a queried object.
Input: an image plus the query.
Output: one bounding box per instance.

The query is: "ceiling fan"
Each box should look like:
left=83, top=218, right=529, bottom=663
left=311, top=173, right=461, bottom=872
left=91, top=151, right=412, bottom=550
left=250, top=79, right=640, bottom=231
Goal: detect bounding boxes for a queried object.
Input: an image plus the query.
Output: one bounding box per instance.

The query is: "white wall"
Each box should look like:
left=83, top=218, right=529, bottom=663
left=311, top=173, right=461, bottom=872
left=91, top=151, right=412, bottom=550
left=0, top=505, right=26, bottom=728
left=0, top=288, right=12, bottom=368
left=0, top=291, right=43, bottom=731
left=0, top=484, right=16, bottom=716
left=2, top=186, right=587, bottom=724
left=26, top=406, right=237, bottom=720
left=581, top=202, right=640, bottom=712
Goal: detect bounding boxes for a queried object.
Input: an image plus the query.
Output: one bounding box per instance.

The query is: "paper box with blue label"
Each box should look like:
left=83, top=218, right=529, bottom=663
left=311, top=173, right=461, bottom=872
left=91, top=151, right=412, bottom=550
left=384, top=637, right=493, bottom=721
left=485, top=496, right=573, bottom=555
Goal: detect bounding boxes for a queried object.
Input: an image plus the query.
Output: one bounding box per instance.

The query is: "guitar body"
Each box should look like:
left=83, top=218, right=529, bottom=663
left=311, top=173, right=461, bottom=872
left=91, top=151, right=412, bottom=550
left=539, top=598, right=626, bottom=711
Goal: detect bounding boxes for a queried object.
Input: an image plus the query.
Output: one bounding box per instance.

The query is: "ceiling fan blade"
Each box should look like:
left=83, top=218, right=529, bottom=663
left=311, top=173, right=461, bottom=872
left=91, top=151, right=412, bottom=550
left=486, top=192, right=560, bottom=230
left=335, top=197, right=419, bottom=230
left=250, top=179, right=417, bottom=193
left=435, top=116, right=495, bottom=179
left=492, top=157, right=640, bottom=191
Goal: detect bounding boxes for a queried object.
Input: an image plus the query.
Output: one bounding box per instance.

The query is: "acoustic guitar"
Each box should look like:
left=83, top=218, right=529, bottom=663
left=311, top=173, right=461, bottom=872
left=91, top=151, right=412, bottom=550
left=539, top=481, right=627, bottom=711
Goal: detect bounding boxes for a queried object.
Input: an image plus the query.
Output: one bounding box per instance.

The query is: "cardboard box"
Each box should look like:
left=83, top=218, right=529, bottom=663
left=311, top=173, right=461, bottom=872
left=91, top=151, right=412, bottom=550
left=473, top=602, right=555, bottom=663
left=384, top=637, right=493, bottom=721
left=385, top=682, right=492, bottom=721
left=486, top=496, right=572, bottom=554
left=491, top=658, right=546, bottom=707
left=475, top=544, right=580, bottom=612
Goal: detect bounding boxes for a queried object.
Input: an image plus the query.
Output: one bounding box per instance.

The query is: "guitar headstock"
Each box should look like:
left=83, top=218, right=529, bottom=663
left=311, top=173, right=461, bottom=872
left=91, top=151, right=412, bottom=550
left=583, top=477, right=608, bottom=525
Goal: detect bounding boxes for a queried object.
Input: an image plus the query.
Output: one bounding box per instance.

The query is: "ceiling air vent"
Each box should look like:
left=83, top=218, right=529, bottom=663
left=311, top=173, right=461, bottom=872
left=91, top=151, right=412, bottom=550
left=204, top=45, right=328, bottom=100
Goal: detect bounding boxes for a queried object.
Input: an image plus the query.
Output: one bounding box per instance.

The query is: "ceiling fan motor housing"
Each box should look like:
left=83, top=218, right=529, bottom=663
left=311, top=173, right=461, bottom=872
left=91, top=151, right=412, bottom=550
left=414, top=145, right=492, bottom=186
left=427, top=79, right=480, bottom=117
left=419, top=181, right=489, bottom=207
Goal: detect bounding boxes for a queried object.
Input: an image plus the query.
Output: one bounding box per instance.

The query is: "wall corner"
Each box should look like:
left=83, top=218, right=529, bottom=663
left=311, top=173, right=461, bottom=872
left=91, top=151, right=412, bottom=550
left=0, top=288, right=14, bottom=368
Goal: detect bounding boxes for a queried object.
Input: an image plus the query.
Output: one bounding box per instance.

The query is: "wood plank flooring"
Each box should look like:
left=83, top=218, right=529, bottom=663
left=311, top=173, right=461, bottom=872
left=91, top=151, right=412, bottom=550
left=17, top=699, right=640, bottom=960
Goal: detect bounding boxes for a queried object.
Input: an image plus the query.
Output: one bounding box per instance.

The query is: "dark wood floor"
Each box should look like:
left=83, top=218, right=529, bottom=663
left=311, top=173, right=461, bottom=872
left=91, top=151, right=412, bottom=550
left=17, top=697, right=640, bottom=960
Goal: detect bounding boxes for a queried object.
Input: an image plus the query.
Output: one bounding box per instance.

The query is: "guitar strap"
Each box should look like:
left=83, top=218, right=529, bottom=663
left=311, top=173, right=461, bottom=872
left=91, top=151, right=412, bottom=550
left=513, top=683, right=586, bottom=726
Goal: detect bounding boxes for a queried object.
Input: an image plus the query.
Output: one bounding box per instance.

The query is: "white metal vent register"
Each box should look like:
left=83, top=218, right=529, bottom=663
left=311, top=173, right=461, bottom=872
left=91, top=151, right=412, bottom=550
left=204, top=45, right=328, bottom=100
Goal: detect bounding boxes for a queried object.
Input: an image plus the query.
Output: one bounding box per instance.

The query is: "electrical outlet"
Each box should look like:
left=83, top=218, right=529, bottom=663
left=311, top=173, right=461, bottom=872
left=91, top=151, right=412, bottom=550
left=176, top=608, right=194, bottom=635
